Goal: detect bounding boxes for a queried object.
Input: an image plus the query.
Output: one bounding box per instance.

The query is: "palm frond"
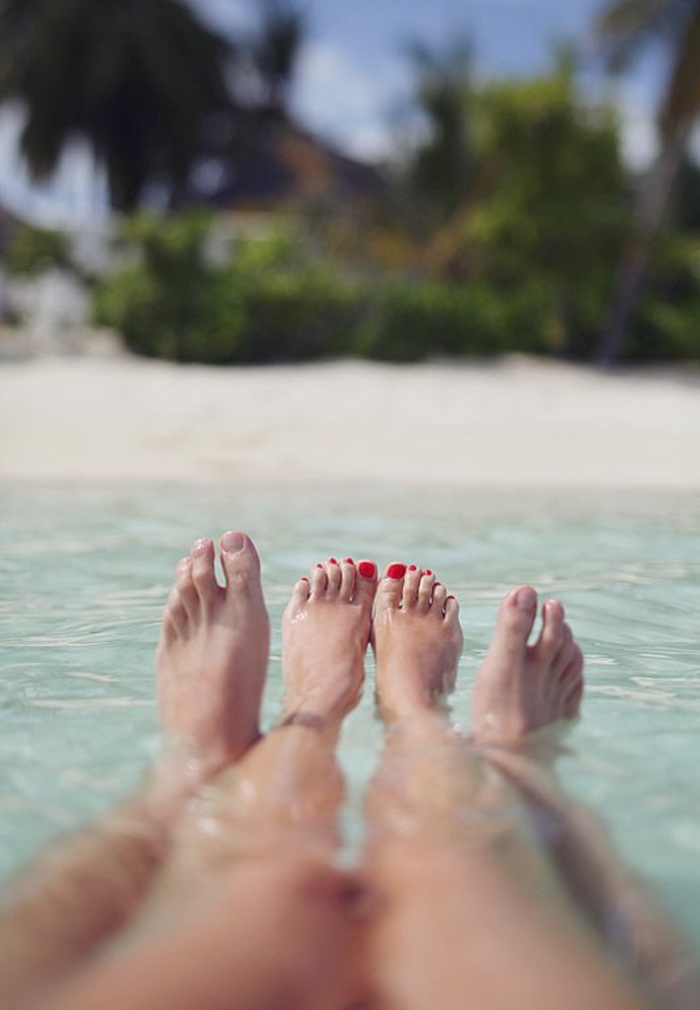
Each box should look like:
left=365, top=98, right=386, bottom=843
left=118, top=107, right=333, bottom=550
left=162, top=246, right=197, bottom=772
left=659, top=5, right=700, bottom=136
left=596, top=0, right=678, bottom=71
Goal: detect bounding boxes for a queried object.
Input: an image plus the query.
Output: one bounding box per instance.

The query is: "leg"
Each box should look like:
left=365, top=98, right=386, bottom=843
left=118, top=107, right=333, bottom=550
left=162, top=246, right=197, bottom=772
left=471, top=585, right=700, bottom=1010
left=0, top=531, right=269, bottom=1009
left=40, top=557, right=380, bottom=1010
left=363, top=566, right=650, bottom=1010
left=156, top=555, right=379, bottom=884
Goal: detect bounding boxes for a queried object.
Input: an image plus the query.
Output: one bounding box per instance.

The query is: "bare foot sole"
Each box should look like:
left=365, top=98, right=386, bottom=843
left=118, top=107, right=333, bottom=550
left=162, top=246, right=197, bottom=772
left=372, top=563, right=463, bottom=720
left=470, top=585, right=584, bottom=749
left=156, top=531, right=270, bottom=778
left=282, top=557, right=379, bottom=730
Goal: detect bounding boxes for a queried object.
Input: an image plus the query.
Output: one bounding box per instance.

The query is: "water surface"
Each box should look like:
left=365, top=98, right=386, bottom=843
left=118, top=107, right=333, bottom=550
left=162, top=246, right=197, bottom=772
left=1, top=482, right=699, bottom=947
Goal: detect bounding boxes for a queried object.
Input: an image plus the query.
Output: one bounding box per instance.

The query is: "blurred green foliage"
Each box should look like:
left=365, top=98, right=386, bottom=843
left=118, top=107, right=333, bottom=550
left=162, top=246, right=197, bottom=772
left=92, top=55, right=700, bottom=364
left=4, top=224, right=69, bottom=276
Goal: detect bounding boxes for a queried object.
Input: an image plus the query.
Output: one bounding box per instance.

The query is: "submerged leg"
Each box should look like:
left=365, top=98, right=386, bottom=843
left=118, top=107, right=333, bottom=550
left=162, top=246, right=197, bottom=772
left=0, top=531, right=269, bottom=1009
left=471, top=585, right=700, bottom=1010
left=39, top=557, right=380, bottom=1010
left=363, top=566, right=650, bottom=1010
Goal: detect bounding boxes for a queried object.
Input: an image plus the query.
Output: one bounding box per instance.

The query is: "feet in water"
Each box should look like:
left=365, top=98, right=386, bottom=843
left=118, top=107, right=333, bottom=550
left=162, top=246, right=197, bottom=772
left=470, top=585, right=584, bottom=748
left=282, top=558, right=379, bottom=730
left=156, top=531, right=270, bottom=777
left=372, top=563, right=463, bottom=720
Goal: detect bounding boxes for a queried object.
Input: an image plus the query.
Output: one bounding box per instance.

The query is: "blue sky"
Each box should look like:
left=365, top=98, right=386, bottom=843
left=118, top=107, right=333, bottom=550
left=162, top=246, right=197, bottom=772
left=0, top=0, right=674, bottom=225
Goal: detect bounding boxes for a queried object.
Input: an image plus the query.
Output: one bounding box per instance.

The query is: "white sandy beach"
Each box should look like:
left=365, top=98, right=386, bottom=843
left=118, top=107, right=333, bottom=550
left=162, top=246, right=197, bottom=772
left=2, top=355, right=700, bottom=487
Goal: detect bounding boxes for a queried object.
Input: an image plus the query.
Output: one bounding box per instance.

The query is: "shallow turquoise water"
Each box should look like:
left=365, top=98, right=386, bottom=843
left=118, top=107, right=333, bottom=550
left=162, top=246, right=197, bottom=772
left=1, top=483, right=700, bottom=949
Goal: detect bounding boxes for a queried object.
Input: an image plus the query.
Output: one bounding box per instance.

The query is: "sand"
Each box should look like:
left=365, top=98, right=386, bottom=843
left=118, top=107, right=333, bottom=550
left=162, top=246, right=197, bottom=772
left=2, top=355, right=700, bottom=487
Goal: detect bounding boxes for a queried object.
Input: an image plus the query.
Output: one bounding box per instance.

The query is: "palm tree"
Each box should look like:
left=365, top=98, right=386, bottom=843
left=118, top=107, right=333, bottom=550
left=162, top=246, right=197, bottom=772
left=404, top=37, right=474, bottom=227
left=0, top=0, right=235, bottom=212
left=254, top=0, right=304, bottom=120
left=595, top=0, right=700, bottom=362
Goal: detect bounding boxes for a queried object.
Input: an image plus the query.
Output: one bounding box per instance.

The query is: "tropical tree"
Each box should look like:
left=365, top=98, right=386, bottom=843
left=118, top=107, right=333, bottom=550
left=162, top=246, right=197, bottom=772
left=403, top=37, right=474, bottom=227
left=0, top=0, right=235, bottom=212
left=254, top=0, right=305, bottom=120
left=595, top=0, right=700, bottom=361
left=460, top=62, right=633, bottom=357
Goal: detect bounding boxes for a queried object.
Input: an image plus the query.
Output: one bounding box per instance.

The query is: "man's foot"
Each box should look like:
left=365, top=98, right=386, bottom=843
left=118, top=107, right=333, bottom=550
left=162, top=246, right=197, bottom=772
left=372, top=564, right=463, bottom=720
left=156, top=531, right=269, bottom=776
left=470, top=585, right=584, bottom=747
left=282, top=558, right=379, bottom=728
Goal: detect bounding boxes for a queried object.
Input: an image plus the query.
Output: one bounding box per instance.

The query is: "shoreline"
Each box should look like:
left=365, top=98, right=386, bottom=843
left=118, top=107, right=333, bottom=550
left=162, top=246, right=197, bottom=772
left=2, top=355, right=700, bottom=488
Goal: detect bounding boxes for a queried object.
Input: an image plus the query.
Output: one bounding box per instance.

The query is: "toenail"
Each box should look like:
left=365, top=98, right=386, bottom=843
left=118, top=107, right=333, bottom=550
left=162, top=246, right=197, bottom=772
left=447, top=595, right=456, bottom=601
left=300, top=577, right=309, bottom=583
left=192, top=537, right=212, bottom=556
left=343, top=557, right=354, bottom=564
left=316, top=563, right=324, bottom=569
left=358, top=561, right=376, bottom=579
left=387, top=563, right=406, bottom=580
left=515, top=587, right=537, bottom=611
left=423, top=569, right=433, bottom=576
left=329, top=558, right=338, bottom=565
left=408, top=564, right=418, bottom=571
left=434, top=582, right=442, bottom=588
left=221, top=531, right=245, bottom=554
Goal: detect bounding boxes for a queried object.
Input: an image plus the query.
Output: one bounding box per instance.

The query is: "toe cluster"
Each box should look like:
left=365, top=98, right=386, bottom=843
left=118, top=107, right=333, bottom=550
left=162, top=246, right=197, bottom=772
left=292, top=556, right=459, bottom=622
left=292, top=557, right=378, bottom=607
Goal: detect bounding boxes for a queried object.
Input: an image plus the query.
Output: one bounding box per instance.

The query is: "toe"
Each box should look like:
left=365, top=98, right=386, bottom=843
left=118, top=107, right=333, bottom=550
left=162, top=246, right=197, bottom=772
left=174, top=557, right=198, bottom=619
left=353, top=560, right=378, bottom=609
left=489, top=586, right=538, bottom=665
left=219, top=531, right=263, bottom=598
left=417, top=571, right=436, bottom=612
left=563, top=675, right=584, bottom=720
left=290, top=577, right=311, bottom=608
left=533, top=599, right=566, bottom=663
left=190, top=538, right=221, bottom=609
left=444, top=594, right=460, bottom=623
left=402, top=564, right=421, bottom=608
left=339, top=558, right=356, bottom=601
left=165, top=584, right=189, bottom=631
left=560, top=647, right=584, bottom=718
left=326, top=558, right=342, bottom=595
left=160, top=613, right=178, bottom=645
left=311, top=563, right=328, bottom=598
left=431, top=582, right=447, bottom=614
left=375, top=562, right=406, bottom=613
left=561, top=645, right=584, bottom=686
left=552, top=624, right=575, bottom=677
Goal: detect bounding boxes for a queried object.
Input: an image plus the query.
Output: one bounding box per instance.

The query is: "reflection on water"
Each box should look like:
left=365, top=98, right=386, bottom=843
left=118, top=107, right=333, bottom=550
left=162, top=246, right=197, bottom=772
left=1, top=483, right=700, bottom=945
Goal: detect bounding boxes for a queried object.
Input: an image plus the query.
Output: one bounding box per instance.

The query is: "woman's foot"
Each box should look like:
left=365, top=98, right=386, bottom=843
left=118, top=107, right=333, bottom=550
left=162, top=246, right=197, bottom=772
left=156, top=531, right=270, bottom=777
left=372, top=564, right=463, bottom=720
left=282, top=558, right=378, bottom=729
left=470, top=586, right=584, bottom=747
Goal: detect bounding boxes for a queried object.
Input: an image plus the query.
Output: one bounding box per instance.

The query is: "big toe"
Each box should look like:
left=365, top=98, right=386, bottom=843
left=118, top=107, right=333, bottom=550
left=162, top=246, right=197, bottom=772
left=375, top=563, right=407, bottom=614
left=219, top=531, right=264, bottom=601
left=488, top=586, right=538, bottom=667
left=353, top=560, right=379, bottom=610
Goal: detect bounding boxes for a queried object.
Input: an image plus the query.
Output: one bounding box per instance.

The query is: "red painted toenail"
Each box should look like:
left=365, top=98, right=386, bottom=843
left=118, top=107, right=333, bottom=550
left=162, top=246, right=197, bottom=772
left=300, top=577, right=310, bottom=583
left=408, top=564, right=418, bottom=571
left=329, top=557, right=338, bottom=565
left=447, top=595, right=456, bottom=601
left=358, top=561, right=376, bottom=579
left=344, top=557, right=354, bottom=564
left=434, top=582, right=442, bottom=587
left=316, top=563, right=324, bottom=569
left=387, top=563, right=406, bottom=580
left=423, top=569, right=433, bottom=576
